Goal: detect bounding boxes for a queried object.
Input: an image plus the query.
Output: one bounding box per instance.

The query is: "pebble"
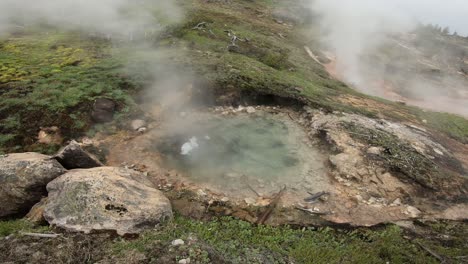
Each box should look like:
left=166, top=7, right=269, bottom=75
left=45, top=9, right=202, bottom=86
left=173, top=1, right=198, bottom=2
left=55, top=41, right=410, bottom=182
left=197, top=189, right=207, bottom=196
left=405, top=206, right=421, bottom=218
left=246, top=106, right=256, bottom=114
left=433, top=148, right=444, bottom=156
left=179, top=258, right=191, bottom=264
left=171, top=239, right=185, bottom=246
left=244, top=197, right=256, bottom=205
left=131, top=119, right=146, bottom=131
left=390, top=198, right=401, bottom=206
left=367, top=147, right=382, bottom=155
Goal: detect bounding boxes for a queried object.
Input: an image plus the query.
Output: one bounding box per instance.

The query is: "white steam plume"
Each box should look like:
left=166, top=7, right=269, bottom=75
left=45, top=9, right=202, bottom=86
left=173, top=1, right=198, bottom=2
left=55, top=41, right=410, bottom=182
left=308, top=0, right=468, bottom=116
left=0, top=0, right=183, bottom=37
left=309, top=0, right=414, bottom=91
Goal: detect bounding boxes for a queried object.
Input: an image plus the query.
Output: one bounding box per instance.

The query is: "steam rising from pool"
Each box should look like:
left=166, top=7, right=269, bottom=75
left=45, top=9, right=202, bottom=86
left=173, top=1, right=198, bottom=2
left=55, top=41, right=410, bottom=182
left=156, top=112, right=328, bottom=195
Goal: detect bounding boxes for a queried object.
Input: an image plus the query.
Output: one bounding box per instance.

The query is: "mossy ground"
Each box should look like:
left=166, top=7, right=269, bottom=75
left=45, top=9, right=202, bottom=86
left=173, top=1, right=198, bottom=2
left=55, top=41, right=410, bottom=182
left=1, top=216, right=466, bottom=263
left=0, top=32, right=138, bottom=153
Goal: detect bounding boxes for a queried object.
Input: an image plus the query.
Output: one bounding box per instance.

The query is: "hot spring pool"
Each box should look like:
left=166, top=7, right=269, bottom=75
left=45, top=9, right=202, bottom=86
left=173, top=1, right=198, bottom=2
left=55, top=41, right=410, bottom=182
left=155, top=111, right=328, bottom=196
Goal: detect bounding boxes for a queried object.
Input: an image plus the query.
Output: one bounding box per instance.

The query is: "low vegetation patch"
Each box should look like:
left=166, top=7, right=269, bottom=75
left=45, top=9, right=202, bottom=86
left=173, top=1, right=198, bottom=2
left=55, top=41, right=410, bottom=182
left=0, top=32, right=139, bottom=153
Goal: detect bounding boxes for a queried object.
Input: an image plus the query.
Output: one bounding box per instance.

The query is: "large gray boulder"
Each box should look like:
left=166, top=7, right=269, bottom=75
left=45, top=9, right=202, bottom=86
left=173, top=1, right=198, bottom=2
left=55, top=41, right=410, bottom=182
left=44, top=167, right=173, bottom=235
left=0, top=153, right=66, bottom=218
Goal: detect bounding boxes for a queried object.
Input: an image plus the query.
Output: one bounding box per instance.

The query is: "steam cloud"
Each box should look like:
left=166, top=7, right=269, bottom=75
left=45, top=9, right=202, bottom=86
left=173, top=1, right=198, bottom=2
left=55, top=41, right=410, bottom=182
left=310, top=0, right=414, bottom=89
left=309, top=0, right=468, bottom=116
left=0, top=0, right=195, bottom=118
left=0, top=0, right=182, bottom=37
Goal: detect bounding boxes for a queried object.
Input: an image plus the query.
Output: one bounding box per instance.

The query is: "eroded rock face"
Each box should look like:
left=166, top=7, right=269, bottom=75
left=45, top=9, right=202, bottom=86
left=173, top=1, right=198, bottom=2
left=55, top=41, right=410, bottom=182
left=54, top=140, right=103, bottom=169
left=44, top=167, right=173, bottom=235
left=302, top=109, right=468, bottom=225
left=0, top=153, right=66, bottom=218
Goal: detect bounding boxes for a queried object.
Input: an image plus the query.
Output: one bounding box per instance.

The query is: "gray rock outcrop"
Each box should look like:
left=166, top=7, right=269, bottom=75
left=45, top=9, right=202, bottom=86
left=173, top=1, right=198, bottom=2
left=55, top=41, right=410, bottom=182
left=54, top=140, right=103, bottom=169
left=44, top=167, right=173, bottom=235
left=0, top=153, right=66, bottom=218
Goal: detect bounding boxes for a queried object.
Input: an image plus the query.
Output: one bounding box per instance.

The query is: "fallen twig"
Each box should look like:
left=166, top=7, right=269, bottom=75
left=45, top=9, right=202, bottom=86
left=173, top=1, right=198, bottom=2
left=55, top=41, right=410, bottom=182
left=246, top=183, right=261, bottom=197
left=20, top=232, right=60, bottom=238
left=295, top=206, right=330, bottom=215
left=256, top=186, right=286, bottom=225
left=304, top=191, right=330, bottom=203
left=304, top=46, right=322, bottom=65
left=192, top=22, right=207, bottom=30
left=415, top=241, right=445, bottom=263
left=225, top=30, right=248, bottom=50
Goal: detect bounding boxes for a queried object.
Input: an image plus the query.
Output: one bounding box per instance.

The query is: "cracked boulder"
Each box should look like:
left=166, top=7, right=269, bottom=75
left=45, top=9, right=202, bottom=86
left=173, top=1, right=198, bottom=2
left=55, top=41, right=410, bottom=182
left=44, top=167, right=173, bottom=235
left=54, top=140, right=103, bottom=169
left=0, top=153, right=66, bottom=218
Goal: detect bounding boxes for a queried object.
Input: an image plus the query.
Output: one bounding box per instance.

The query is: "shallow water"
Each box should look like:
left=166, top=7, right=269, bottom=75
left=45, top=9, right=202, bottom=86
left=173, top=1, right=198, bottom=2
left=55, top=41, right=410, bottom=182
left=156, top=112, right=328, bottom=195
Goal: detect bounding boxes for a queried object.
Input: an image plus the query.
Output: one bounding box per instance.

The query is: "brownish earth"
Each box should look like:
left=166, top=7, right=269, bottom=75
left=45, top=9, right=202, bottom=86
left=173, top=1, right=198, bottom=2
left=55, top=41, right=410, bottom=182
left=87, top=102, right=468, bottom=227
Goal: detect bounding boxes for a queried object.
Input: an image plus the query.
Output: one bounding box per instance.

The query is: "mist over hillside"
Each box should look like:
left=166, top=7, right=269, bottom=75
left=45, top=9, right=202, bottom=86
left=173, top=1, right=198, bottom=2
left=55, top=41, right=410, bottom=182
left=309, top=0, right=468, bottom=116
left=0, top=0, right=182, bottom=36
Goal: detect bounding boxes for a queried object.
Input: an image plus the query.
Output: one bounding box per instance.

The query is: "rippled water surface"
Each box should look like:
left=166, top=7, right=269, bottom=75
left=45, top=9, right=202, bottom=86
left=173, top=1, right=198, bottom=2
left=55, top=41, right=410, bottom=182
left=156, top=112, right=327, bottom=193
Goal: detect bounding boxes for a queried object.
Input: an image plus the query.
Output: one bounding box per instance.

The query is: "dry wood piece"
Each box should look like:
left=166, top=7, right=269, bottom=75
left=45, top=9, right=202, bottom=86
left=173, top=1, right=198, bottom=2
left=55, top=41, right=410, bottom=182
left=192, top=22, right=207, bottom=30
left=415, top=241, right=445, bottom=263
left=304, top=191, right=330, bottom=203
left=225, top=30, right=249, bottom=51
left=246, top=183, right=261, bottom=197
left=256, top=186, right=286, bottom=225
left=304, top=46, right=322, bottom=65
left=20, top=232, right=60, bottom=238
left=295, top=205, right=331, bottom=215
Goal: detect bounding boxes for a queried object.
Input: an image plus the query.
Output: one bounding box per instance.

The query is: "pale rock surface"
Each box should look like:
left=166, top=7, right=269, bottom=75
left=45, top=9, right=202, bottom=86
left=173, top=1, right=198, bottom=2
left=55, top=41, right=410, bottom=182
left=0, top=153, right=66, bottom=218
left=44, top=167, right=172, bottom=235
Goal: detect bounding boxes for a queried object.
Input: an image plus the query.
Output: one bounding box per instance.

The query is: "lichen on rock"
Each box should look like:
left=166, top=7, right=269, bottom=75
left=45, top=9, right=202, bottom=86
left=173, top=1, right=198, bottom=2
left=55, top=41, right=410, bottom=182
left=0, top=152, right=66, bottom=218
left=44, top=167, right=173, bottom=235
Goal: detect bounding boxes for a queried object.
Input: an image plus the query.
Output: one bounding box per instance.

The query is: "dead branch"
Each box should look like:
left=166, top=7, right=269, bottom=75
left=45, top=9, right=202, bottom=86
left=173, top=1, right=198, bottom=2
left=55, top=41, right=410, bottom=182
left=20, top=232, right=60, bottom=238
left=295, top=206, right=330, bottom=215
left=415, top=241, right=445, bottom=263
left=304, top=191, right=330, bottom=203
left=256, top=186, right=286, bottom=225
left=246, top=183, right=261, bottom=197
left=304, top=46, right=322, bottom=65
left=192, top=22, right=207, bottom=30
left=225, top=30, right=248, bottom=50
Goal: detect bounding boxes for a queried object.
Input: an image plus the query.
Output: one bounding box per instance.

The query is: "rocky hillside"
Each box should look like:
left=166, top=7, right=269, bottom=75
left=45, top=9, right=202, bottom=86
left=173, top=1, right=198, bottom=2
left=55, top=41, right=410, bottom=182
left=0, top=0, right=467, bottom=263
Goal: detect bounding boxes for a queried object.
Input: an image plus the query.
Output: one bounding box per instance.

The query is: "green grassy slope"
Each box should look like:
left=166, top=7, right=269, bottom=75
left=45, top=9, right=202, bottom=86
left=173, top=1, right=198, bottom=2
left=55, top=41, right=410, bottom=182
left=1, top=0, right=467, bottom=154
left=1, top=216, right=467, bottom=263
